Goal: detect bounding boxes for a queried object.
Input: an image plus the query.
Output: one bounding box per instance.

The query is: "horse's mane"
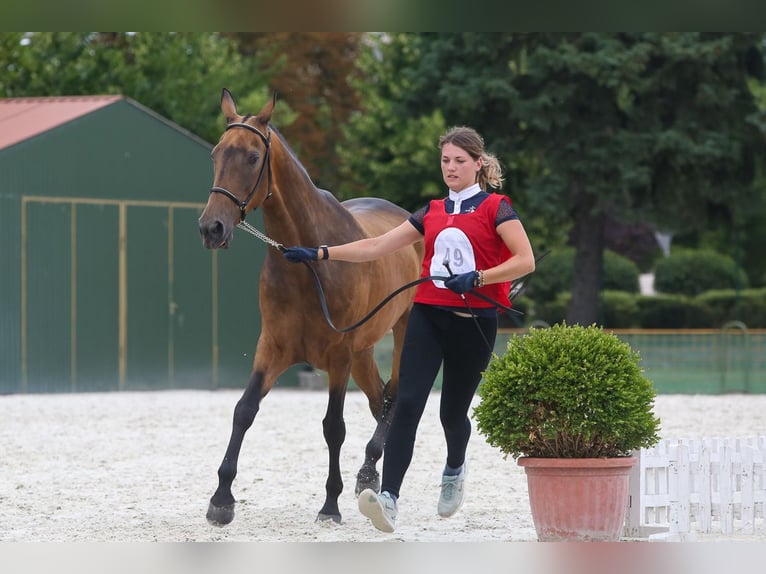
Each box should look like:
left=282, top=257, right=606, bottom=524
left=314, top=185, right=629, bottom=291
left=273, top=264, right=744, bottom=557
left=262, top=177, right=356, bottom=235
left=270, top=126, right=315, bottom=184
left=269, top=126, right=347, bottom=208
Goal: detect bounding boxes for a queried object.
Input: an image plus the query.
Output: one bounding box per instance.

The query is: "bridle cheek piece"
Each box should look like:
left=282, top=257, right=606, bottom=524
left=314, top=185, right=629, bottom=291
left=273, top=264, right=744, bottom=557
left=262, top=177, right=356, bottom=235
left=209, top=122, right=272, bottom=222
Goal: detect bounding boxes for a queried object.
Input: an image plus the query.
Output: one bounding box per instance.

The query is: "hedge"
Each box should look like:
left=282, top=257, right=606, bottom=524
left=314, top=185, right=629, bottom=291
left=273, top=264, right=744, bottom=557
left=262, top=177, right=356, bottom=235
left=529, top=289, right=766, bottom=329
left=654, top=249, right=749, bottom=296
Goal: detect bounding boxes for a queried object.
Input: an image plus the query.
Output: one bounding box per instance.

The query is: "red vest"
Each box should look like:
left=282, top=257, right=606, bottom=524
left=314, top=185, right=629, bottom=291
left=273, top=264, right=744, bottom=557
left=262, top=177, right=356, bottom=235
left=414, top=193, right=513, bottom=309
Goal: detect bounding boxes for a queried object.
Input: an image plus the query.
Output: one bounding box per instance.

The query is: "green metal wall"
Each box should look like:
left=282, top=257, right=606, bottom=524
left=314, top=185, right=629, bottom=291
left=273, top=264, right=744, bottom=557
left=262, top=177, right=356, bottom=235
left=0, top=99, right=289, bottom=393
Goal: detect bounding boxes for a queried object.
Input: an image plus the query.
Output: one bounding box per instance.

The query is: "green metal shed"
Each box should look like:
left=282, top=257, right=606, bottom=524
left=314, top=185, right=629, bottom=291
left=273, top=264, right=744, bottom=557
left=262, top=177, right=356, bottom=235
left=0, top=95, right=271, bottom=393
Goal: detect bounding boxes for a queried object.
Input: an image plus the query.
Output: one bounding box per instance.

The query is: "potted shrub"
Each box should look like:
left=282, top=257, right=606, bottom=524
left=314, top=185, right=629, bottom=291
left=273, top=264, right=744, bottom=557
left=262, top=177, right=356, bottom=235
left=474, top=322, right=660, bottom=541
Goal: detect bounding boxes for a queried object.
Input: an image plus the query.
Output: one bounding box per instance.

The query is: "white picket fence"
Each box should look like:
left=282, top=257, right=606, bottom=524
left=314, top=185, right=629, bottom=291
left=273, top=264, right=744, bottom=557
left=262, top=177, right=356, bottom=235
left=623, top=436, right=766, bottom=540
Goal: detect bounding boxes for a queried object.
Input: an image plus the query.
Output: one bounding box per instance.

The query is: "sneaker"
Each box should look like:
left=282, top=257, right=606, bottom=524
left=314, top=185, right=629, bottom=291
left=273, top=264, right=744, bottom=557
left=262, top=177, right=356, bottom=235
left=437, top=461, right=467, bottom=518
left=358, top=489, right=397, bottom=533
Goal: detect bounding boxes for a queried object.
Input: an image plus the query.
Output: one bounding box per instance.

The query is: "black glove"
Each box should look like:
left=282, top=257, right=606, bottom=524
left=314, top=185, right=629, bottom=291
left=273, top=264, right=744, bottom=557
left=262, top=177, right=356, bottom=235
left=444, top=270, right=479, bottom=295
left=283, top=246, right=318, bottom=263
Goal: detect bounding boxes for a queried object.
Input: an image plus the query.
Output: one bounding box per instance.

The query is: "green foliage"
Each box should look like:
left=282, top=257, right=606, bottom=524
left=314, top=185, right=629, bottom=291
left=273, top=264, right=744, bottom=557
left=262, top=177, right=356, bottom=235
left=0, top=32, right=273, bottom=144
left=535, top=289, right=766, bottom=329
left=475, top=323, right=660, bottom=459
left=654, top=248, right=749, bottom=296
left=528, top=250, right=575, bottom=304
left=600, top=290, right=640, bottom=328
left=336, top=34, right=447, bottom=211
left=635, top=294, right=708, bottom=328
left=344, top=33, right=766, bottom=326
left=695, top=288, right=766, bottom=328
left=529, top=247, right=640, bottom=304
left=499, top=294, right=534, bottom=328
left=604, top=250, right=642, bottom=293
left=535, top=292, right=570, bottom=326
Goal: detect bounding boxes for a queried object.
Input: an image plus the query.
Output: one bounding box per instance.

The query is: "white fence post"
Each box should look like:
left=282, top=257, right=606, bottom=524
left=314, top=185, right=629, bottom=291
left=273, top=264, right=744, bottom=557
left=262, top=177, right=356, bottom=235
left=625, top=435, right=766, bottom=540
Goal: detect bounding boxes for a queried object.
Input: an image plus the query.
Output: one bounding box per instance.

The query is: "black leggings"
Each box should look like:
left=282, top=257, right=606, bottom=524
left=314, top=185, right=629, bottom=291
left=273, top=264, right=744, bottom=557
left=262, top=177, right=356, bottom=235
left=380, top=303, right=498, bottom=499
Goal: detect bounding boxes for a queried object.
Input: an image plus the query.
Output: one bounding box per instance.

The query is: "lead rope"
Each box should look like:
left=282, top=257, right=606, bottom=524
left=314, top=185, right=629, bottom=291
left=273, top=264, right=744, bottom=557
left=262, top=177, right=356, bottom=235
left=234, top=224, right=529, bottom=341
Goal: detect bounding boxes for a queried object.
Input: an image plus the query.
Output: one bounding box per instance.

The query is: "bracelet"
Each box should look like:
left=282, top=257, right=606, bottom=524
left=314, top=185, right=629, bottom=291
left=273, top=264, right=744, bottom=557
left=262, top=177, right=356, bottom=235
left=474, top=269, right=485, bottom=288
left=319, top=245, right=329, bottom=260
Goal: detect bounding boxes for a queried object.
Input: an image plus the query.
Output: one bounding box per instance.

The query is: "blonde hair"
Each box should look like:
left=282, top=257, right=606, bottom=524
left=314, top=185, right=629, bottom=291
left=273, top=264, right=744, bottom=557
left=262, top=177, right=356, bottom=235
left=439, top=126, right=504, bottom=190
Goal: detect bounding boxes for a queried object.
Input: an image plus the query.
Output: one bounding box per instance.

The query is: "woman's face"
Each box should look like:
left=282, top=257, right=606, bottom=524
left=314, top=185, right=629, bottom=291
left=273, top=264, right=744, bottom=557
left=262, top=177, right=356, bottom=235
left=441, top=142, right=481, bottom=192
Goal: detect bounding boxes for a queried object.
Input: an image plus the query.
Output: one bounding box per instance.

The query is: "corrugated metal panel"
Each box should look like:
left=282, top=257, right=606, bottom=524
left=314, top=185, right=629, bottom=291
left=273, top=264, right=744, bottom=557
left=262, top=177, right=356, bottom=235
left=74, top=203, right=120, bottom=391
left=24, top=201, right=73, bottom=393
left=125, top=205, right=170, bottom=390
left=0, top=196, right=22, bottom=393
left=170, top=206, right=215, bottom=389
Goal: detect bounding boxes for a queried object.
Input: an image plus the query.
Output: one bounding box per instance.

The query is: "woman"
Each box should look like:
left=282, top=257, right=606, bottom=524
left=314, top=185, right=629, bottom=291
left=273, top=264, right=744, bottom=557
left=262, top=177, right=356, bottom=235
left=283, top=126, right=535, bottom=533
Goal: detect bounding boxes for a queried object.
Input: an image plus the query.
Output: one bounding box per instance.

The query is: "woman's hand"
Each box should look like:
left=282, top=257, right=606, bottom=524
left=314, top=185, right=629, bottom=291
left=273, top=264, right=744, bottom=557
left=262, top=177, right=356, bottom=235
left=444, top=270, right=479, bottom=294
left=283, top=247, right=318, bottom=263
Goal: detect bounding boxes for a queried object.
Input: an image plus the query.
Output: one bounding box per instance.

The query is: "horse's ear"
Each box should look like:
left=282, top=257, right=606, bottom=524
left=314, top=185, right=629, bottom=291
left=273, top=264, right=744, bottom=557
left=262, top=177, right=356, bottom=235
left=256, top=92, right=277, bottom=124
left=221, top=88, right=238, bottom=124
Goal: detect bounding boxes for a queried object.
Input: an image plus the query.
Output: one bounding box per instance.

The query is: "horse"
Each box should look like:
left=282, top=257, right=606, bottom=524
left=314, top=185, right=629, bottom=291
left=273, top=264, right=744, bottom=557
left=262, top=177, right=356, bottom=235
left=198, top=89, right=424, bottom=526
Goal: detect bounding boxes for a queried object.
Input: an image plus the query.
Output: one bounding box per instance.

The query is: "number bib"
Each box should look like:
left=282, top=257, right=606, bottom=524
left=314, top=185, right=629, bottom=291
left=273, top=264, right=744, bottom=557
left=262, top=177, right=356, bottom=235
left=414, top=193, right=513, bottom=308
left=430, top=227, right=476, bottom=289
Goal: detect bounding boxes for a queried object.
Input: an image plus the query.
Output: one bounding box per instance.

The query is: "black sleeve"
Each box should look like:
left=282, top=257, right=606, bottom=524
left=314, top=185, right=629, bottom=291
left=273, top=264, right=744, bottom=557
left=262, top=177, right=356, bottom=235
left=408, top=204, right=429, bottom=235
left=495, top=198, right=520, bottom=227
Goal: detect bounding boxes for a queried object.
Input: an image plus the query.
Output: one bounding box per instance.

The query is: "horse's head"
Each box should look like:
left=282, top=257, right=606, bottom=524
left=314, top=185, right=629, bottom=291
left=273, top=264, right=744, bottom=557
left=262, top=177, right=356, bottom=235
left=198, top=89, right=276, bottom=249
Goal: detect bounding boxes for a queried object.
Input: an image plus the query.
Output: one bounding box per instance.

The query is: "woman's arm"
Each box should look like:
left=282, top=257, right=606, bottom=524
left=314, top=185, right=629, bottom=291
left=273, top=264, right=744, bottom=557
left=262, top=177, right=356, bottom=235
left=481, top=219, right=536, bottom=285
left=327, top=220, right=423, bottom=262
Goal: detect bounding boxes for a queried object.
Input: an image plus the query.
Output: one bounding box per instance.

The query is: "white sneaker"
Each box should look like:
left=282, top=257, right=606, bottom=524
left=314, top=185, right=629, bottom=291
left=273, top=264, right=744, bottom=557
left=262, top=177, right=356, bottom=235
left=437, top=461, right=467, bottom=518
left=358, top=489, right=397, bottom=533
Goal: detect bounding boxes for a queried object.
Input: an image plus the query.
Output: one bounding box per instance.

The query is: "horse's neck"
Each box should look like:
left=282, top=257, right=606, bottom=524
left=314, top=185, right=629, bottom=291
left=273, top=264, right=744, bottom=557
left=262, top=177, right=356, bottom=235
left=262, top=137, right=342, bottom=245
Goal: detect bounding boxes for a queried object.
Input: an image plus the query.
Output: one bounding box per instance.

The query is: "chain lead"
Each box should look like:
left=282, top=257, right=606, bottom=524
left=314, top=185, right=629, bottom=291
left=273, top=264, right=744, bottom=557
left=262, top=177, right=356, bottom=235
left=236, top=221, right=284, bottom=251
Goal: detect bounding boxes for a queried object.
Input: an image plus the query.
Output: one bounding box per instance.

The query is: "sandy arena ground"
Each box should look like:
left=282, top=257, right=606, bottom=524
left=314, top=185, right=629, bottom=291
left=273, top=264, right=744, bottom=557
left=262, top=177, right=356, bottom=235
left=1, top=388, right=765, bottom=543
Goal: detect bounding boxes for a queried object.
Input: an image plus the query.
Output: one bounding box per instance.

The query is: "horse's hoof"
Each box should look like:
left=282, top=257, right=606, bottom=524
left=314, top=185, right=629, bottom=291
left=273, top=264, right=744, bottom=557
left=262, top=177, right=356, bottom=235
left=316, top=512, right=342, bottom=524
left=355, top=470, right=380, bottom=496
left=206, top=502, right=236, bottom=526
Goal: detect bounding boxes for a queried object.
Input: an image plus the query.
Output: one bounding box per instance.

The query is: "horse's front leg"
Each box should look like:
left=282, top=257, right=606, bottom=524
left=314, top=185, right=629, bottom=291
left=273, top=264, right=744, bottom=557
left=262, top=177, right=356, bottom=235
left=316, top=367, right=351, bottom=523
left=207, top=369, right=269, bottom=526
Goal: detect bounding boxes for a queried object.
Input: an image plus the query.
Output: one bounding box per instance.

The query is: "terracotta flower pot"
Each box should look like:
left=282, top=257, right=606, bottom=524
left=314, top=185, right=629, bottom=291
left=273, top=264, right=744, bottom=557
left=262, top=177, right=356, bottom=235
left=517, top=456, right=637, bottom=541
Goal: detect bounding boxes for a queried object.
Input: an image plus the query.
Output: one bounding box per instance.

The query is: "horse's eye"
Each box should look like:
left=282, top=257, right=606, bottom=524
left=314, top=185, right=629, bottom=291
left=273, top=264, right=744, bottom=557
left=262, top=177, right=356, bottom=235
left=247, top=152, right=260, bottom=165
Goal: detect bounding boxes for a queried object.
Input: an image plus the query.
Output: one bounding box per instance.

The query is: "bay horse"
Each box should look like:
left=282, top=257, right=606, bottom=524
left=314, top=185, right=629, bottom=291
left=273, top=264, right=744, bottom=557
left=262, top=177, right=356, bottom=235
left=198, top=89, right=423, bottom=526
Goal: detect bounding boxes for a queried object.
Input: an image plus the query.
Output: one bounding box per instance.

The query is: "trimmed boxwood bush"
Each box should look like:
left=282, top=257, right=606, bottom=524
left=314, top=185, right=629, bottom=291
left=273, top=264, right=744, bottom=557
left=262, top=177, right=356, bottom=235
left=654, top=249, right=749, bottom=296
left=604, top=250, right=642, bottom=293
left=600, top=290, right=640, bottom=328
left=475, top=323, right=661, bottom=459
left=535, top=292, right=570, bottom=326
left=529, top=247, right=640, bottom=304
left=535, top=291, right=641, bottom=329
left=636, top=294, right=711, bottom=328
left=695, top=288, right=766, bottom=328
left=499, top=294, right=534, bottom=328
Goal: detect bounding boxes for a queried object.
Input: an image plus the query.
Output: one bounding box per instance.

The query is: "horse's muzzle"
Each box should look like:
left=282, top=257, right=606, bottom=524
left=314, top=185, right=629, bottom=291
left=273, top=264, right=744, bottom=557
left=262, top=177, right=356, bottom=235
left=198, top=217, right=232, bottom=250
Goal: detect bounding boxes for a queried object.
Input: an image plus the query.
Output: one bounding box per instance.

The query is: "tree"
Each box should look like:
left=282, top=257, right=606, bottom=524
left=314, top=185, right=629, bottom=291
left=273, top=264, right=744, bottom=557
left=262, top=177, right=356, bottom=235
left=228, top=33, right=364, bottom=191
left=336, top=33, right=448, bottom=211
left=346, top=33, right=766, bottom=324
left=0, top=32, right=271, bottom=144
left=511, top=33, right=765, bottom=323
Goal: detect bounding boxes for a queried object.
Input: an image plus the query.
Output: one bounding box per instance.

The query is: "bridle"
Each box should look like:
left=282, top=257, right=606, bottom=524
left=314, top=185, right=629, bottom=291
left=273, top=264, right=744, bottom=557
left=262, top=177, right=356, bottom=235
left=209, top=122, right=273, bottom=222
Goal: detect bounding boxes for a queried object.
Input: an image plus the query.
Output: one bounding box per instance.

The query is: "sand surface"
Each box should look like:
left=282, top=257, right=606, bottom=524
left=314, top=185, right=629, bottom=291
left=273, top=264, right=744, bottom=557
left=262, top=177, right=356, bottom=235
left=1, top=388, right=765, bottom=542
